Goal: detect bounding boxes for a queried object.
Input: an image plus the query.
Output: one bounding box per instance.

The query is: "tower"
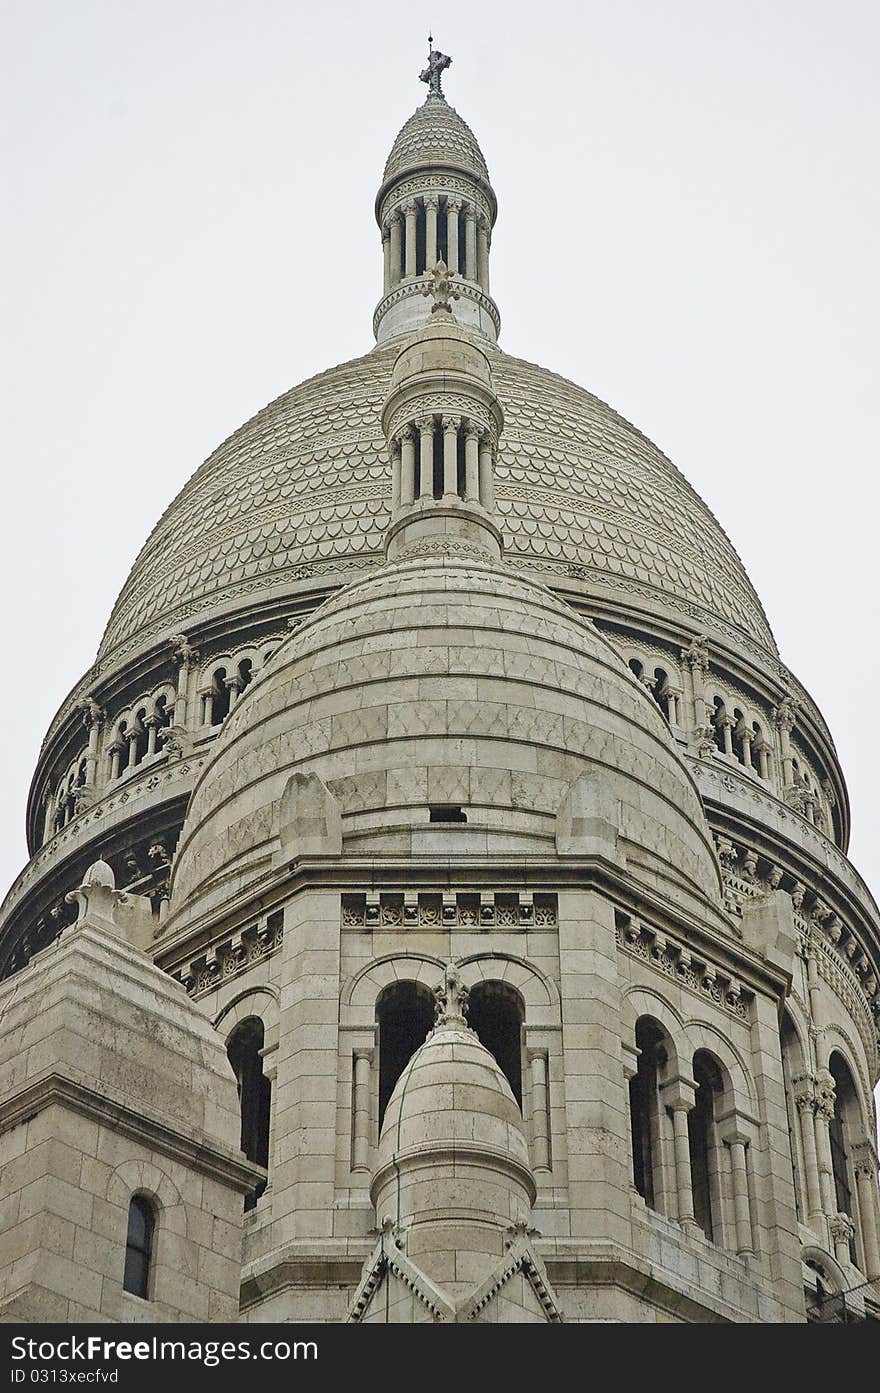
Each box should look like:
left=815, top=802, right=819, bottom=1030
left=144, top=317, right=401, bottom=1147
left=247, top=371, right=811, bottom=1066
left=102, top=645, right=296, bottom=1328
left=1, top=46, right=878, bottom=1325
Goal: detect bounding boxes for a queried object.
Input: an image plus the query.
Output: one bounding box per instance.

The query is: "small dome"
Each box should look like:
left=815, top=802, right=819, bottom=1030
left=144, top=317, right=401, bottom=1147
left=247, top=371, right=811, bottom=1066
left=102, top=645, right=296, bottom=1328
left=383, top=94, right=490, bottom=186
left=375, top=1014, right=531, bottom=1183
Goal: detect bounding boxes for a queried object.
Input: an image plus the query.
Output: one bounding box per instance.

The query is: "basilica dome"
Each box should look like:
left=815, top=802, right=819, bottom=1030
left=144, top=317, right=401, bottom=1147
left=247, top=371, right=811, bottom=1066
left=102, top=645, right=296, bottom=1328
left=96, top=346, right=776, bottom=667
left=381, top=93, right=491, bottom=186
left=168, top=555, right=724, bottom=932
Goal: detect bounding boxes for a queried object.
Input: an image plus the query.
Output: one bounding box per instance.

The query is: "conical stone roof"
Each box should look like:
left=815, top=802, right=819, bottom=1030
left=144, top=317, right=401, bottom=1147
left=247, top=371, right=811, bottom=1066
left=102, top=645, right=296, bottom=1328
left=383, top=93, right=490, bottom=184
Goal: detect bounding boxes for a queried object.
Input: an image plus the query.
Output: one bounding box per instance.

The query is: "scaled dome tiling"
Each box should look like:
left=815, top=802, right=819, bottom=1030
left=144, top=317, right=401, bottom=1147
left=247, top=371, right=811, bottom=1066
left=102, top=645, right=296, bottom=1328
left=382, top=94, right=490, bottom=185
left=97, top=347, right=776, bottom=663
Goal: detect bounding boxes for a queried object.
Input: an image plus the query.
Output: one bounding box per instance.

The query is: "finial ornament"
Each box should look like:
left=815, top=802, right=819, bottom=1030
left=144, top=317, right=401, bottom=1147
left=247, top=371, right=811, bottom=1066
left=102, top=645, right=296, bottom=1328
left=420, top=41, right=452, bottom=97
left=433, top=961, right=470, bottom=1027
left=423, top=259, right=460, bottom=314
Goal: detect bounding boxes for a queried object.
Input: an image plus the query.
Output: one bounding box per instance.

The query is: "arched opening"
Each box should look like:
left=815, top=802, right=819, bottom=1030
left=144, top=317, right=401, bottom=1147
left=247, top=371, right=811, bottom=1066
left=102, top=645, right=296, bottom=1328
left=415, top=198, right=426, bottom=274
left=132, top=709, right=149, bottom=766
left=123, top=1194, right=155, bottom=1299
left=376, top=981, right=435, bottom=1129
left=711, top=696, right=726, bottom=754
left=629, top=1017, right=668, bottom=1210
left=211, top=668, right=231, bottom=726
left=237, top=658, right=253, bottom=695
left=652, top=668, right=671, bottom=722
left=116, top=721, right=130, bottom=775
left=688, top=1051, right=724, bottom=1243
left=227, top=1017, right=271, bottom=1211
left=780, top=1013, right=806, bottom=1221
left=628, top=658, right=644, bottom=681
left=828, top=1053, right=859, bottom=1264
left=154, top=694, right=172, bottom=735
left=432, top=419, right=444, bottom=499
left=437, top=197, right=449, bottom=264
left=467, top=980, right=525, bottom=1107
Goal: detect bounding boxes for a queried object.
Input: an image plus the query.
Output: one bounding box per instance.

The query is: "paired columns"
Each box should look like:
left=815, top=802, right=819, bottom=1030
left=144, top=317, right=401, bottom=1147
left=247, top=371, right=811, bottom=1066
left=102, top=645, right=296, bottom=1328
left=382, top=196, right=491, bottom=290
left=389, top=415, right=496, bottom=512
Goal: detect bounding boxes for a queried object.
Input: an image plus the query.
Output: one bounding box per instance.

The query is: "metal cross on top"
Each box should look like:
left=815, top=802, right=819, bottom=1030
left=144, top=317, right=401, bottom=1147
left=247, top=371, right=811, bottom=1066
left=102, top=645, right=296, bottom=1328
left=420, top=37, right=452, bottom=96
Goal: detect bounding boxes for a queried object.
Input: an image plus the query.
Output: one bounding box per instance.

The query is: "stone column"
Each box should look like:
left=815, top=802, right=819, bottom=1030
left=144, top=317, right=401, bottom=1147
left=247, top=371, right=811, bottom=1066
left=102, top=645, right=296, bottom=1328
left=773, top=697, right=797, bottom=789
left=666, top=685, right=682, bottom=727
left=172, top=636, right=198, bottom=733
left=403, top=201, right=417, bottom=278
left=478, top=434, right=495, bottom=513
left=424, top=195, right=439, bottom=268
left=42, top=788, right=55, bottom=845
left=527, top=1048, right=551, bottom=1173
left=200, top=687, right=214, bottom=726
left=556, top=889, right=631, bottom=1246
left=830, top=1212, right=855, bottom=1267
left=382, top=223, right=392, bottom=292
left=724, top=1134, right=755, bottom=1255
left=464, top=205, right=477, bottom=280
left=813, top=1071, right=837, bottom=1219
left=226, top=675, right=243, bottom=710
left=80, top=701, right=104, bottom=787
left=463, top=423, right=480, bottom=501
left=389, top=210, right=402, bottom=286
left=108, top=741, right=122, bottom=782
left=145, top=716, right=159, bottom=757
left=351, top=1050, right=372, bottom=1172
left=390, top=437, right=403, bottom=511
left=126, top=727, right=140, bottom=770
left=719, top=714, right=734, bottom=756
left=442, top=416, right=458, bottom=498
left=417, top=417, right=434, bottom=499
left=661, top=1078, right=698, bottom=1233
left=738, top=722, right=753, bottom=769
left=446, top=198, right=461, bottom=274
left=621, top=1042, right=640, bottom=1194
left=272, top=890, right=342, bottom=1244
left=755, top=738, right=771, bottom=781
left=477, top=216, right=490, bottom=291
left=793, top=1074, right=824, bottom=1225
left=400, top=428, right=416, bottom=507
left=853, top=1144, right=880, bottom=1280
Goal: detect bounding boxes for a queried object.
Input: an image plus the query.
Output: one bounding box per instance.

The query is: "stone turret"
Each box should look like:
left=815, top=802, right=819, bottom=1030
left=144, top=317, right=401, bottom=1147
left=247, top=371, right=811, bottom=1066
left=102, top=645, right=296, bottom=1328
left=382, top=268, right=504, bottom=563
left=370, top=964, right=535, bottom=1300
left=374, top=44, right=500, bottom=344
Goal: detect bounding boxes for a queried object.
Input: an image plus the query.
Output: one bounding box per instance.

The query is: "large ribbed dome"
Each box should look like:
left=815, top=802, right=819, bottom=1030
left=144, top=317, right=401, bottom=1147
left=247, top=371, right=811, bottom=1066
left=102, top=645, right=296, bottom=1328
left=96, top=346, right=775, bottom=665
left=383, top=93, right=490, bottom=185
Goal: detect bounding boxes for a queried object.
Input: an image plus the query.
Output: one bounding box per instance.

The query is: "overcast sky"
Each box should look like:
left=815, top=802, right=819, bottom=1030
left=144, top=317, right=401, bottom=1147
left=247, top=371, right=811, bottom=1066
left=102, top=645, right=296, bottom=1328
left=2, top=0, right=878, bottom=923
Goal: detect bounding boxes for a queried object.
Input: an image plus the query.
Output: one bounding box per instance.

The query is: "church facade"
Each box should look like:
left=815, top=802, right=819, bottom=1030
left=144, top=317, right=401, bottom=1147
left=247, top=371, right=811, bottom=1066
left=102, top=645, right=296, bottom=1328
left=1, top=51, right=878, bottom=1324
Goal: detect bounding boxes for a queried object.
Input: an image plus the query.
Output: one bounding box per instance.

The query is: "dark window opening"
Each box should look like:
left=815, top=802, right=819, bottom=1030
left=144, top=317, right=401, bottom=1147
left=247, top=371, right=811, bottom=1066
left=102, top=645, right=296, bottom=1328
left=630, top=1018, right=666, bottom=1208
left=711, top=697, right=726, bottom=754
left=238, top=658, right=253, bottom=694
left=211, top=668, right=231, bottom=726
left=829, top=1054, right=857, bottom=1263
left=133, top=709, right=149, bottom=766
left=377, top=981, right=435, bottom=1128
left=458, top=215, right=467, bottom=275
left=227, top=1017, right=271, bottom=1211
left=432, top=420, right=444, bottom=498
left=437, top=198, right=449, bottom=264
left=123, top=1194, right=155, bottom=1299
left=467, top=981, right=524, bottom=1108
left=117, top=722, right=130, bottom=775
left=415, top=200, right=426, bottom=274
left=688, top=1051, right=723, bottom=1243
left=429, top=805, right=467, bottom=823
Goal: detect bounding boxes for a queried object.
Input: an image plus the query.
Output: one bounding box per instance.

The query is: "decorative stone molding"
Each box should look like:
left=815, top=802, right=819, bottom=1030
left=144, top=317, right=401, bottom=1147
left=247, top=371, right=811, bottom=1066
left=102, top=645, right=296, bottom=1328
left=615, top=910, right=750, bottom=1021
left=170, top=908, right=284, bottom=998
left=372, top=276, right=501, bottom=340
left=341, top=891, right=557, bottom=930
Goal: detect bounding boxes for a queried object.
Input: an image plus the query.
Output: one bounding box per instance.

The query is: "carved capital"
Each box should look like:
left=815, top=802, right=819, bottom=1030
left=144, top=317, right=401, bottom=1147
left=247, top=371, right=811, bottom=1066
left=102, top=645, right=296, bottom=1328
left=415, top=415, right=435, bottom=435
left=680, top=634, right=709, bottom=673
left=792, top=1072, right=816, bottom=1113
left=445, top=196, right=462, bottom=214
left=814, top=1070, right=836, bottom=1121
left=78, top=697, right=105, bottom=730
left=772, top=695, right=799, bottom=732
left=829, top=1212, right=855, bottom=1243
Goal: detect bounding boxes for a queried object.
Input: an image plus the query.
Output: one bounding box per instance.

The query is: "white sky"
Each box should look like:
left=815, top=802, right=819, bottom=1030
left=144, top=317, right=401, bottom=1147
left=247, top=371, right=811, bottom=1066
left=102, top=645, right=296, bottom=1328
left=2, top=0, right=878, bottom=926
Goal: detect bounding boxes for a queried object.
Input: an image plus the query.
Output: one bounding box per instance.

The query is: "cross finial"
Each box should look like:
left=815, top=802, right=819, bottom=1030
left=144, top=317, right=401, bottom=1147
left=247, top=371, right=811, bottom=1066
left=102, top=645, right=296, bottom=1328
left=420, top=40, right=452, bottom=98
left=422, top=259, right=460, bottom=314
left=433, top=961, right=469, bottom=1027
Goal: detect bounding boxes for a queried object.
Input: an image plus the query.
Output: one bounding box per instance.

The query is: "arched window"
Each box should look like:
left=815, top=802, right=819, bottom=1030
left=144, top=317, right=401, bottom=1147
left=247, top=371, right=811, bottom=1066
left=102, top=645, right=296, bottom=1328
left=132, top=709, right=149, bottom=767
left=828, top=1053, right=858, bottom=1264
left=227, top=1018, right=271, bottom=1211
left=780, top=1014, right=805, bottom=1221
left=376, top=981, right=435, bottom=1128
left=629, top=1017, right=668, bottom=1210
left=688, top=1051, right=724, bottom=1243
left=116, top=721, right=130, bottom=775
left=154, top=694, right=172, bottom=733
left=237, top=658, right=253, bottom=694
left=211, top=668, right=231, bottom=726
left=628, top=658, right=644, bottom=682
left=467, top=981, right=525, bottom=1107
left=711, top=696, right=727, bottom=754
left=123, top=1194, right=155, bottom=1298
